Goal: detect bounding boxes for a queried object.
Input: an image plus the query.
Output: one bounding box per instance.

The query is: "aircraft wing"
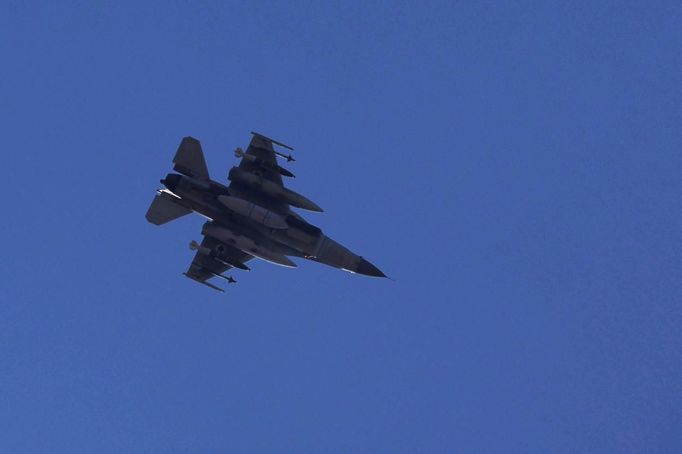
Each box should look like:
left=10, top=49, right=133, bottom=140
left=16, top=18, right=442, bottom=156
left=229, top=133, right=291, bottom=213
left=183, top=235, right=252, bottom=292
left=237, top=133, right=285, bottom=185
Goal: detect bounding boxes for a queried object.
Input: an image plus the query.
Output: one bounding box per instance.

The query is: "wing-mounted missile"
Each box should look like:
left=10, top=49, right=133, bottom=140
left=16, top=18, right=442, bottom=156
left=211, top=273, right=237, bottom=283
left=203, top=224, right=297, bottom=268
left=250, top=131, right=296, bottom=162
left=182, top=272, right=224, bottom=292
left=234, top=148, right=295, bottom=178
left=228, top=167, right=323, bottom=212
left=274, top=150, right=295, bottom=163
left=202, top=268, right=237, bottom=283
left=189, top=240, right=251, bottom=271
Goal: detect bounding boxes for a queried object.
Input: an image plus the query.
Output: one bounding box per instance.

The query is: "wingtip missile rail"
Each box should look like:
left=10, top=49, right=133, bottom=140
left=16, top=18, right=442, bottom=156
left=250, top=132, right=296, bottom=162
left=234, top=148, right=295, bottom=177
left=250, top=131, right=294, bottom=150
left=182, top=273, right=225, bottom=292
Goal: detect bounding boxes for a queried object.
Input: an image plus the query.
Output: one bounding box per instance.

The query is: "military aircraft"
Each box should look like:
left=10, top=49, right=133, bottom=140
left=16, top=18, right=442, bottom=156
left=145, top=132, right=386, bottom=292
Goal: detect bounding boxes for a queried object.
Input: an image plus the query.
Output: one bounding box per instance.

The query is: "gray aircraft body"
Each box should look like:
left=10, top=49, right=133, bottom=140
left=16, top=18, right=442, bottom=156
left=145, top=132, right=386, bottom=292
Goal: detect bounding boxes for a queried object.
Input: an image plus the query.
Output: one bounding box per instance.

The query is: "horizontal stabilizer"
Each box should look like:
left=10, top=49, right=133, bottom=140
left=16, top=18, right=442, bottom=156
left=145, top=192, right=192, bottom=225
left=173, top=137, right=210, bottom=180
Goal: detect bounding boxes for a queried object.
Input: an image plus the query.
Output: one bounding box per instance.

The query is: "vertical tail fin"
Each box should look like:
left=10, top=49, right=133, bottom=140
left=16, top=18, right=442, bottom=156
left=173, top=137, right=210, bottom=180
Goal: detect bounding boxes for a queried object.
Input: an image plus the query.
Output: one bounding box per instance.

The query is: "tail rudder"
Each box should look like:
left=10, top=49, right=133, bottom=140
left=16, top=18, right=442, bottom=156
left=173, top=137, right=210, bottom=180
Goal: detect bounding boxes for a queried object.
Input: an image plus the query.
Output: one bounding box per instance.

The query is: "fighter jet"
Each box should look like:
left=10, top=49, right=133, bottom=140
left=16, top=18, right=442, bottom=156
left=146, top=132, right=386, bottom=292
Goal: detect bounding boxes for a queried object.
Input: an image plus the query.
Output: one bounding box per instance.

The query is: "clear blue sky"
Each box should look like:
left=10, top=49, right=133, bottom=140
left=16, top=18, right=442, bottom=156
left=2, top=1, right=681, bottom=452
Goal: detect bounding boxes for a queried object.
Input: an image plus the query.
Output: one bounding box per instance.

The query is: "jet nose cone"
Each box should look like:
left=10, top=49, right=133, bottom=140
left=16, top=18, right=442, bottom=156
left=356, top=258, right=387, bottom=278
